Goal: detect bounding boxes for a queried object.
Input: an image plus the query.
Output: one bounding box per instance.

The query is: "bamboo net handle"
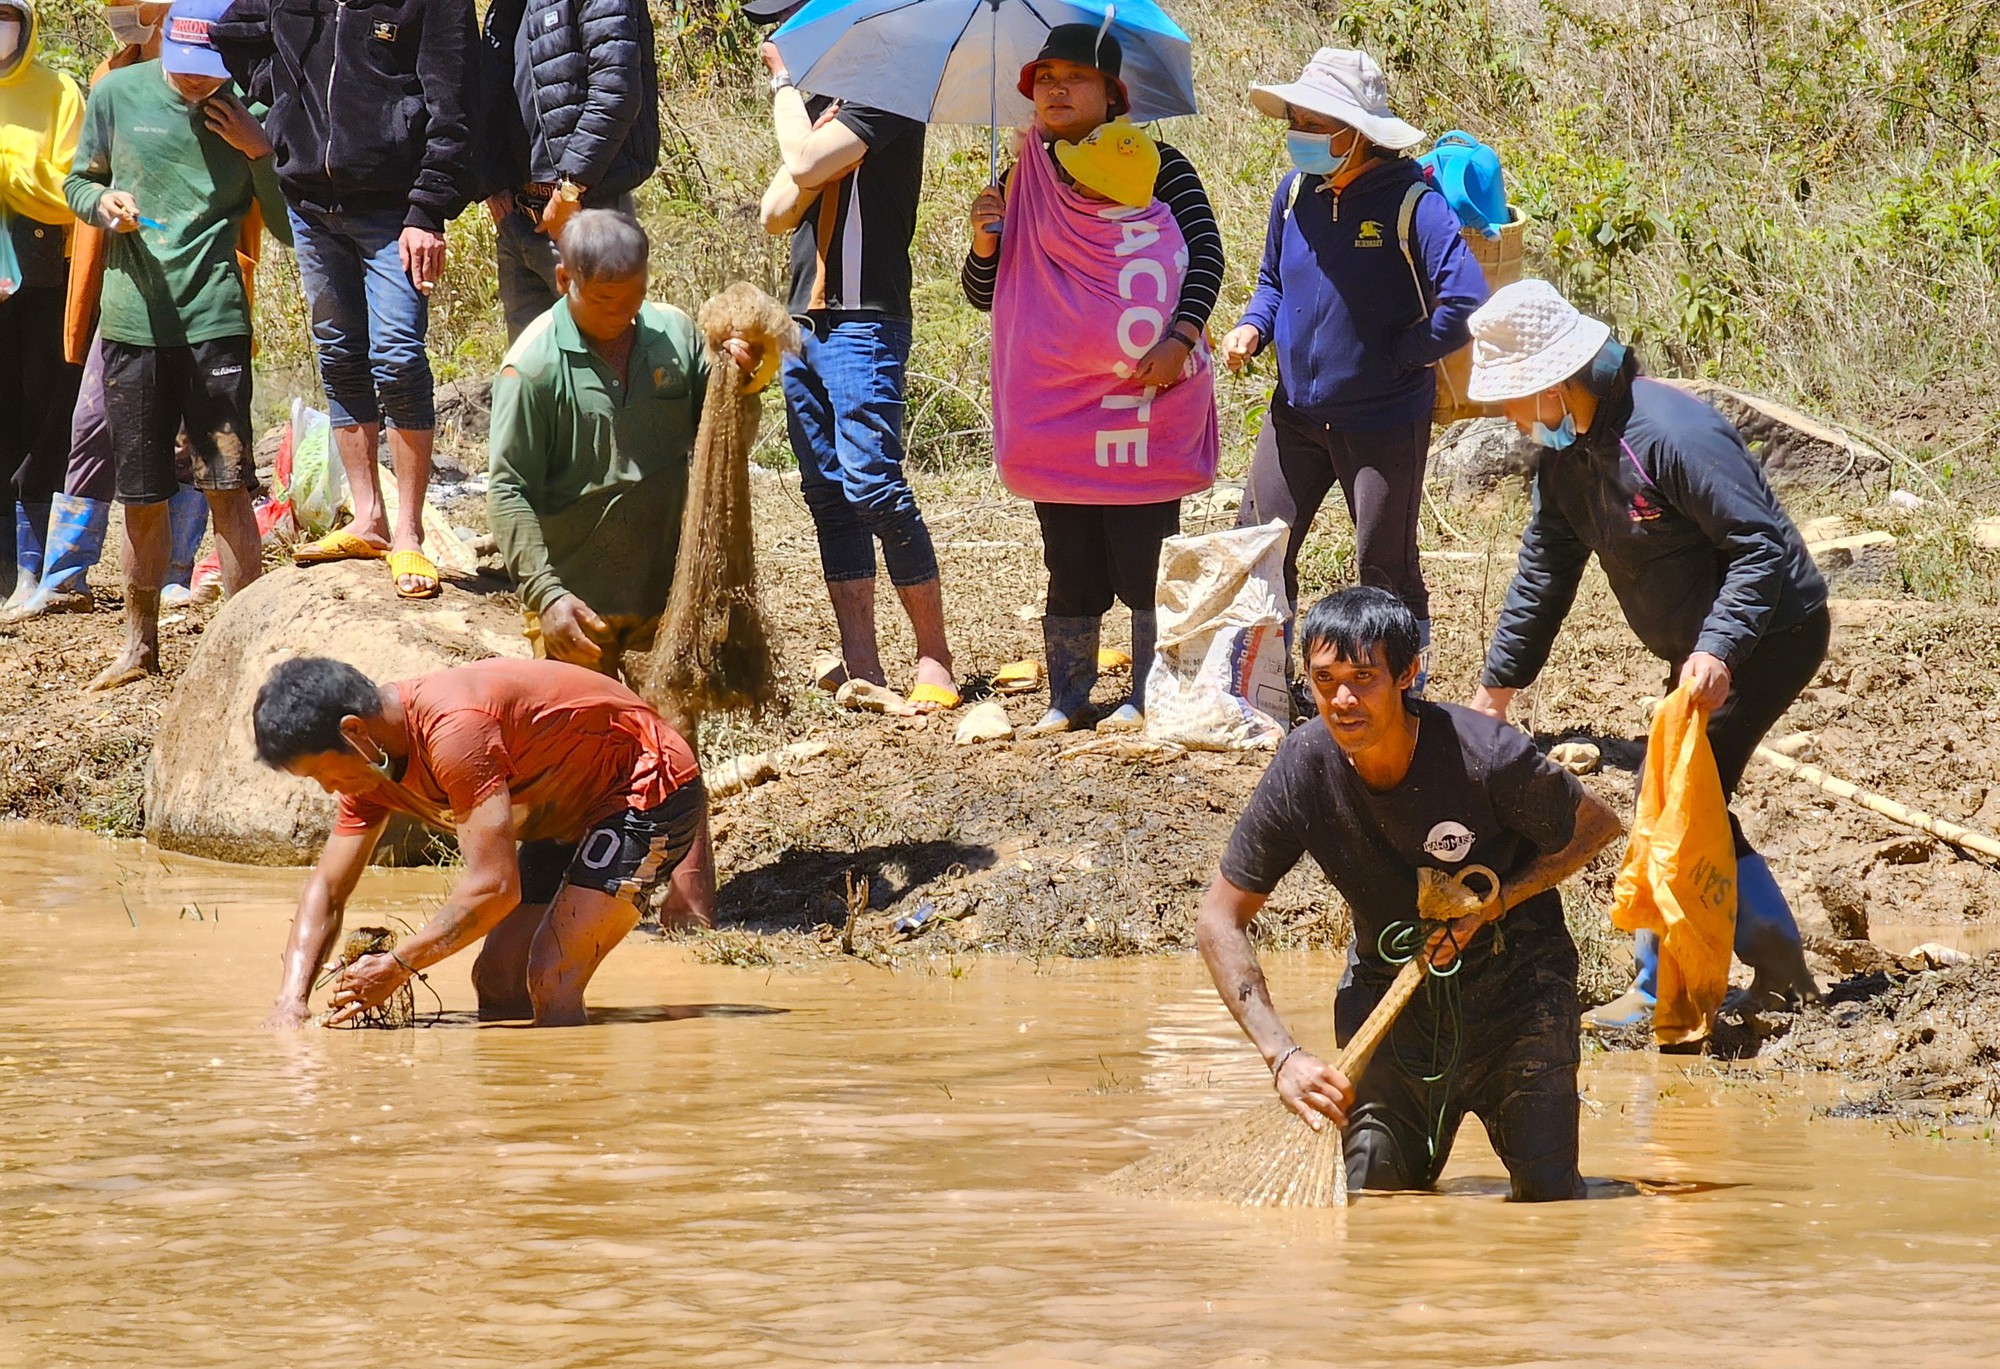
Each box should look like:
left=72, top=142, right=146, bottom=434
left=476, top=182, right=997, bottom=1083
left=1756, top=746, right=2000, bottom=864
left=1330, top=953, right=1429, bottom=1083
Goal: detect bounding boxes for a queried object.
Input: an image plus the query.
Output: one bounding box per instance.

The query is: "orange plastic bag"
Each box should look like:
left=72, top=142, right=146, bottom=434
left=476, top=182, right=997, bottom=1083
left=1610, top=684, right=1737, bottom=1046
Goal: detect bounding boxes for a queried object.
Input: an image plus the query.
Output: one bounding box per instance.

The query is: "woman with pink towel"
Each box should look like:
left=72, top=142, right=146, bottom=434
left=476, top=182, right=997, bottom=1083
left=961, top=27, right=1219, bottom=735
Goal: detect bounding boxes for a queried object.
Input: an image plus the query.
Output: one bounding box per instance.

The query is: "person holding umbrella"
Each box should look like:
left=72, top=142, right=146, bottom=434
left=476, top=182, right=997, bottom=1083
left=1464, top=279, right=1826, bottom=1029
left=753, top=0, right=958, bottom=714
left=961, top=23, right=1223, bottom=400
left=1221, top=48, right=1488, bottom=695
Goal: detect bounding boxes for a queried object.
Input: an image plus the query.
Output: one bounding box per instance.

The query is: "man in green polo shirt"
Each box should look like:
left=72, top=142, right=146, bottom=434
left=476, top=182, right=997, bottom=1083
left=487, top=210, right=769, bottom=679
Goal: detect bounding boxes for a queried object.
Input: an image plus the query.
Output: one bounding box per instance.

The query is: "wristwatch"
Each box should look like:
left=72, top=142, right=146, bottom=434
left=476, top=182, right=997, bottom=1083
left=770, top=70, right=795, bottom=93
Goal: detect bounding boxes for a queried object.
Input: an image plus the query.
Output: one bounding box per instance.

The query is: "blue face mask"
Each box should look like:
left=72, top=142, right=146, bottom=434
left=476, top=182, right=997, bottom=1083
left=1285, top=130, right=1341, bottom=177
left=1531, top=410, right=1579, bottom=450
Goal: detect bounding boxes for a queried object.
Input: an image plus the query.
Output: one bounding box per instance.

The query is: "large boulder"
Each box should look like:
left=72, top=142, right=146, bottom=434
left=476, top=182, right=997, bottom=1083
left=145, top=560, right=529, bottom=866
left=1430, top=417, right=1532, bottom=502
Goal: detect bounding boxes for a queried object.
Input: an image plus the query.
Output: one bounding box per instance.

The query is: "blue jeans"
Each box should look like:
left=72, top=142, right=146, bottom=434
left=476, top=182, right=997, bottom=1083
left=780, top=316, right=937, bottom=586
left=288, top=205, right=435, bottom=430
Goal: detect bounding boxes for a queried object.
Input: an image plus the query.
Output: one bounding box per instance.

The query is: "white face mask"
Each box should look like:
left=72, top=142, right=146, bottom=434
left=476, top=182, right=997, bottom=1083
left=103, top=7, right=158, bottom=46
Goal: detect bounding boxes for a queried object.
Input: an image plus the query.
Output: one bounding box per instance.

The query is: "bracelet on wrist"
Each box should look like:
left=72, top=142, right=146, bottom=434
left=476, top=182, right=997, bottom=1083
left=1271, top=1044, right=1304, bottom=1080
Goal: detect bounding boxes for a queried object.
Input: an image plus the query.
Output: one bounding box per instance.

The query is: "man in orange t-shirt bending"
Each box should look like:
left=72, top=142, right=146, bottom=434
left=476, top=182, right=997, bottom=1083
left=252, top=655, right=711, bottom=1028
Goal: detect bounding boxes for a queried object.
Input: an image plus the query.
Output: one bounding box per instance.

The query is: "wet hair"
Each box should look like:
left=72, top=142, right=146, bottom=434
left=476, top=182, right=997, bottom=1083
left=559, top=209, right=650, bottom=284
left=1298, top=587, right=1420, bottom=683
left=252, top=656, right=382, bottom=767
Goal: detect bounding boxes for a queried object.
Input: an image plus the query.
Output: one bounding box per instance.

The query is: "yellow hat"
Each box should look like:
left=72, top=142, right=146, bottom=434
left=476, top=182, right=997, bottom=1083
left=1053, top=118, right=1160, bottom=210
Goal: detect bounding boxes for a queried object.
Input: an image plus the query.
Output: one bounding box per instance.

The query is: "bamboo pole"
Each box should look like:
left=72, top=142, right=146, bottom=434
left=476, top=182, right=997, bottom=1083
left=1754, top=746, right=2000, bottom=864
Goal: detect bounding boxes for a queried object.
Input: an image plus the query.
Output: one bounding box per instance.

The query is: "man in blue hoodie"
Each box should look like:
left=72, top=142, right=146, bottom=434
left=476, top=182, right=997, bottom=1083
left=1223, top=48, right=1487, bottom=695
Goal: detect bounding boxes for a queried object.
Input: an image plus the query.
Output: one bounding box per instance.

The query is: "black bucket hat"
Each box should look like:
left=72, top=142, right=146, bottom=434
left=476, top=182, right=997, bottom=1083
left=1017, top=22, right=1130, bottom=117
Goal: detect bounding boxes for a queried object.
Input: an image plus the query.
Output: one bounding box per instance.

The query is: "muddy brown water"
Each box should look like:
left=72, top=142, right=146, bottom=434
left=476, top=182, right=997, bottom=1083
left=3, top=824, right=1998, bottom=1366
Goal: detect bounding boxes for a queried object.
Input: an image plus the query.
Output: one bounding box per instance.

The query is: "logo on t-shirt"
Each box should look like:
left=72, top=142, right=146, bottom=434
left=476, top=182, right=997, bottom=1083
left=1355, top=220, right=1385, bottom=248
left=1423, top=820, right=1476, bottom=862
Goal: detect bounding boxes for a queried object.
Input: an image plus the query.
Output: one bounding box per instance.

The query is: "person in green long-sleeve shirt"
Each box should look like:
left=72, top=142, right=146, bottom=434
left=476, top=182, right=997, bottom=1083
left=63, top=0, right=290, bottom=691
left=487, top=210, right=771, bottom=681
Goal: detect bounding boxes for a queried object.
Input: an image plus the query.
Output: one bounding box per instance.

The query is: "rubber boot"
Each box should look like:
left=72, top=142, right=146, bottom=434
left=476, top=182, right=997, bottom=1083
left=1, top=494, right=105, bottom=621
left=1582, top=931, right=1659, bottom=1032
left=1099, top=608, right=1155, bottom=732
left=1025, top=614, right=1100, bottom=736
left=159, top=484, right=209, bottom=608
left=1409, top=617, right=1433, bottom=697
left=1735, top=853, right=1820, bottom=1007
left=3, top=502, right=49, bottom=612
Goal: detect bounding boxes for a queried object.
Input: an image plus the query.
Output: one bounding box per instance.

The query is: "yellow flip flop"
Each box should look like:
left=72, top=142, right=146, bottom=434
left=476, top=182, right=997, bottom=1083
left=992, top=659, right=1043, bottom=694
left=293, top=528, right=386, bottom=564
left=387, top=548, right=441, bottom=600
left=906, top=681, right=961, bottom=713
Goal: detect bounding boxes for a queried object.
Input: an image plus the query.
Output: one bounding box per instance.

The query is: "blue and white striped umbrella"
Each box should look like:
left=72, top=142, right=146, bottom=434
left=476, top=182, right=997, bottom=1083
left=771, top=0, right=1197, bottom=131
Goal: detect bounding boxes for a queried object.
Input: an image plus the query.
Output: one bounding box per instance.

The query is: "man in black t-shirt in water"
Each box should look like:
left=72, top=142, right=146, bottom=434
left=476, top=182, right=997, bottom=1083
left=1196, top=588, right=1621, bottom=1201
left=753, top=2, right=956, bottom=712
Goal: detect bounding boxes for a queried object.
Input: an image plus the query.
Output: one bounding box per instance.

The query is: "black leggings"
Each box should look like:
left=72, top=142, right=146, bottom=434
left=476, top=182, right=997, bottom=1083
left=1671, top=606, right=1831, bottom=854
left=1033, top=499, right=1180, bottom=617
left=1241, top=396, right=1430, bottom=622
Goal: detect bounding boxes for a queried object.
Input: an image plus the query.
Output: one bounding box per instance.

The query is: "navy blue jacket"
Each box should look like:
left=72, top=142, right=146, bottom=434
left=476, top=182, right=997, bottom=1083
left=1482, top=374, right=1828, bottom=688
left=475, top=0, right=659, bottom=201
left=1236, top=157, right=1487, bottom=429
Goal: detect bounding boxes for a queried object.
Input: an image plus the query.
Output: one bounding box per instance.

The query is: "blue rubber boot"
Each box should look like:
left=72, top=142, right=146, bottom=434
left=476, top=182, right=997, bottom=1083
left=4, top=501, right=50, bottom=611
left=1, top=494, right=106, bottom=620
left=1582, top=931, right=1658, bottom=1031
left=1735, top=853, right=1819, bottom=1006
left=160, top=484, right=209, bottom=606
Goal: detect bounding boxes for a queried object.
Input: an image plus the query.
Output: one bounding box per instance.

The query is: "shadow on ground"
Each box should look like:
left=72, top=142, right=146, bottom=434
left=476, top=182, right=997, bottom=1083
left=716, top=838, right=999, bottom=933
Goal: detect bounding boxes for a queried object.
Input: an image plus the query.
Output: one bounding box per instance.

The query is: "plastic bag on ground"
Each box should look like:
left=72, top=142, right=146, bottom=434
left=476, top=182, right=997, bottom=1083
left=1611, top=683, right=1737, bottom=1046
left=1144, top=521, right=1291, bottom=751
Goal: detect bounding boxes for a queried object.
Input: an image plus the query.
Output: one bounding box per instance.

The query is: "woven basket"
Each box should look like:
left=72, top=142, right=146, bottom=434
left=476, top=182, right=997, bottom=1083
left=1433, top=205, right=1529, bottom=425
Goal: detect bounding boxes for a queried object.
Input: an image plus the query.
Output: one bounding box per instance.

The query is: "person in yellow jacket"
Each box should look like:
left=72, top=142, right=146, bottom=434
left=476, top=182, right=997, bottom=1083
left=0, top=0, right=85, bottom=612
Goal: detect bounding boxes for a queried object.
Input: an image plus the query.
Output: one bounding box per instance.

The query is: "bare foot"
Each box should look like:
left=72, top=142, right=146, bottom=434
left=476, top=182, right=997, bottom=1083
left=87, top=643, right=159, bottom=692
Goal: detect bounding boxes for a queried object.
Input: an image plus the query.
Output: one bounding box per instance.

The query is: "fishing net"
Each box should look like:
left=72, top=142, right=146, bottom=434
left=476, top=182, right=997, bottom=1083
left=637, top=283, right=800, bottom=736
left=321, top=926, right=415, bottom=1030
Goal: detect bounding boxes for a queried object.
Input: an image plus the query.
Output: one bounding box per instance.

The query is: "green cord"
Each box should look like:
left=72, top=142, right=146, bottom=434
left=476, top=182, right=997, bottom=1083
left=1377, top=919, right=1469, bottom=1167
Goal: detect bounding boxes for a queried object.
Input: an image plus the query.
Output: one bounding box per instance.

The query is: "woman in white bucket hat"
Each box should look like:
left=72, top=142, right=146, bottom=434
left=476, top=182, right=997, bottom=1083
left=1223, top=48, right=1488, bottom=699
left=1466, top=278, right=1828, bottom=1032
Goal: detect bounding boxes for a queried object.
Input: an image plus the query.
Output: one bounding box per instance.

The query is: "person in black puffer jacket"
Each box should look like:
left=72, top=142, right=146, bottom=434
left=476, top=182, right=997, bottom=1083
left=473, top=0, right=659, bottom=340
left=213, top=0, right=475, bottom=600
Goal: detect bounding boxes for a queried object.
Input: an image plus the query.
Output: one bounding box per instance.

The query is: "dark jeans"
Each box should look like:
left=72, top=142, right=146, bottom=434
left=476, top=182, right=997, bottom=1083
left=1338, top=942, right=1585, bottom=1202
left=1, top=284, right=84, bottom=582
left=288, top=203, right=435, bottom=429
left=1033, top=499, right=1180, bottom=616
left=780, top=315, right=938, bottom=586
left=1241, top=396, right=1430, bottom=623
left=1670, top=605, right=1832, bottom=855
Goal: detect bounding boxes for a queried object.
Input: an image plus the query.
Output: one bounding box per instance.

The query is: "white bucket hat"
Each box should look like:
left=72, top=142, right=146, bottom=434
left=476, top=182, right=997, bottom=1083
left=1248, top=48, right=1425, bottom=152
left=1465, top=280, right=1614, bottom=403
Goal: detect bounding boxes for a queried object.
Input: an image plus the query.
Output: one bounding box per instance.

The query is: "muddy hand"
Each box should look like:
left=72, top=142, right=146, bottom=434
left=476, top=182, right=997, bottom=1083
left=1274, top=1048, right=1352, bottom=1130
left=326, top=951, right=408, bottom=1025
left=1424, top=865, right=1503, bottom=969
